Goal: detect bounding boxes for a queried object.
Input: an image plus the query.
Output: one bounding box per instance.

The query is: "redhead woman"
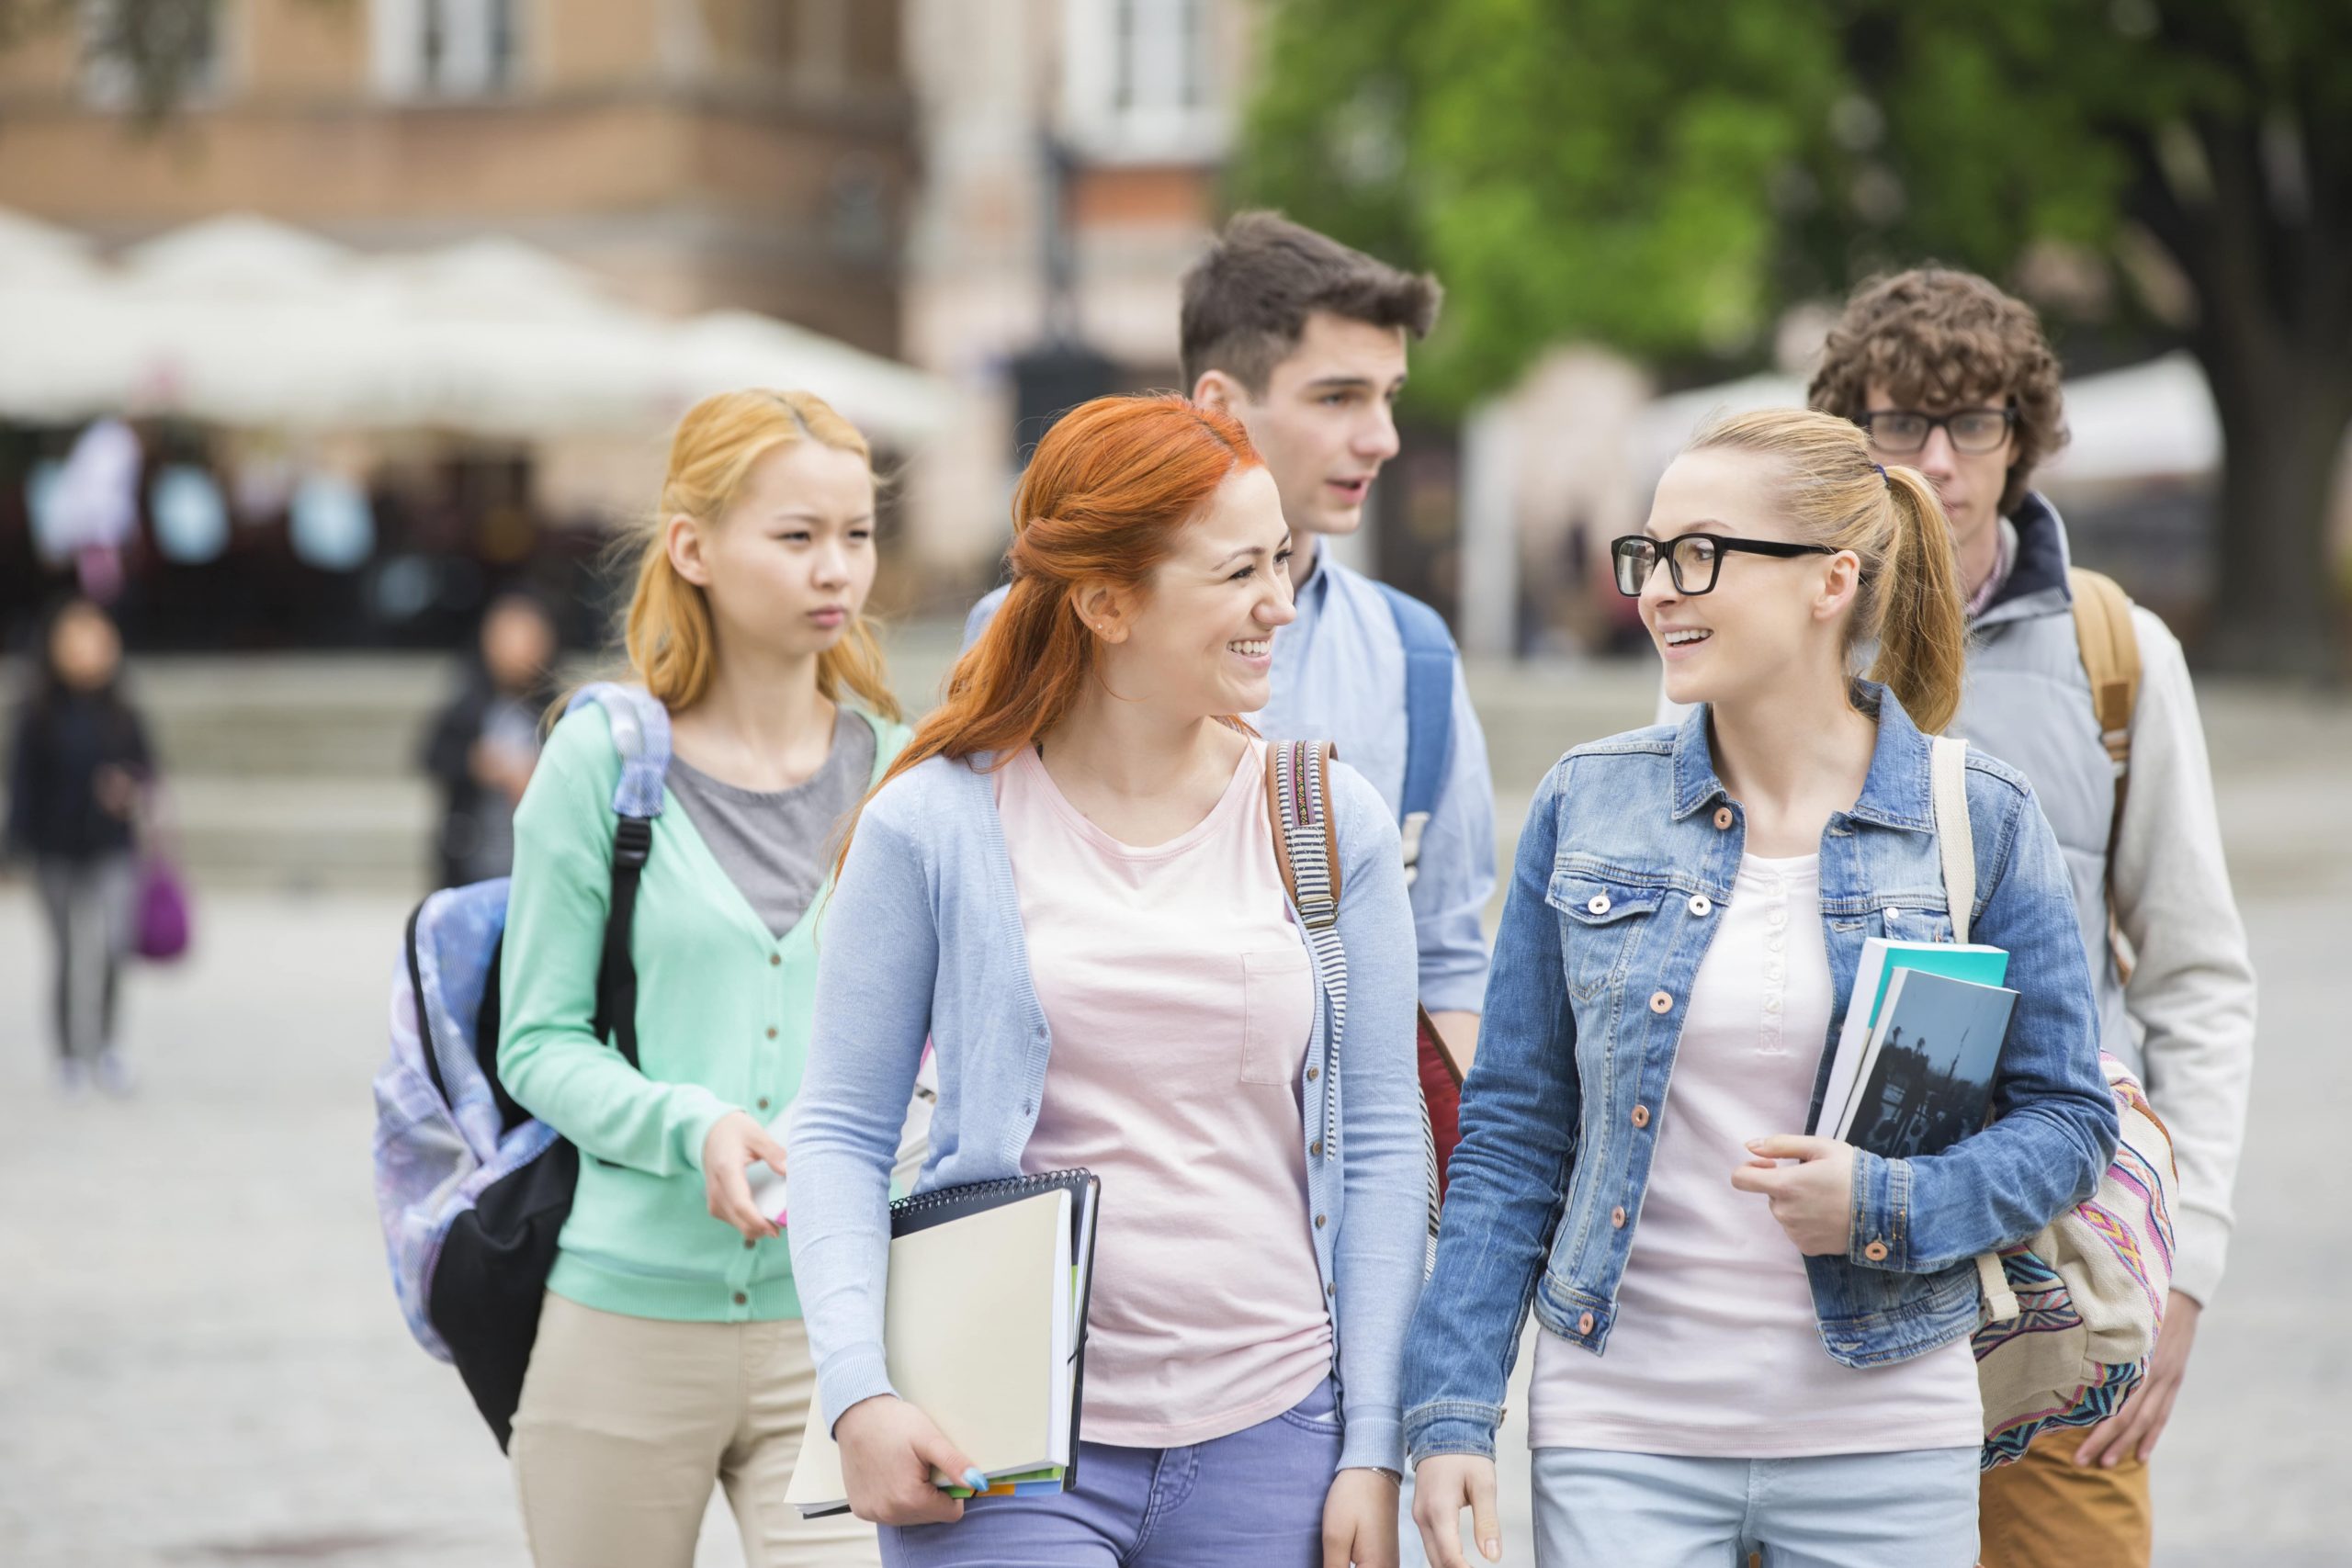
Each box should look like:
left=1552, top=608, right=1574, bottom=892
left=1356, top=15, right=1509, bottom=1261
left=787, top=395, right=1425, bottom=1568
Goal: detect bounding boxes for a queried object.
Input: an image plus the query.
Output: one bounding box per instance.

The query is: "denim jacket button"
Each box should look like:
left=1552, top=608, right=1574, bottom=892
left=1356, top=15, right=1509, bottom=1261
left=1687, top=894, right=1712, bottom=917
left=1610, top=1205, right=1627, bottom=1228
left=1864, top=1239, right=1890, bottom=1262
left=1648, top=990, right=1674, bottom=1014
left=1630, top=1104, right=1651, bottom=1130
left=1587, top=893, right=1611, bottom=916
left=1713, top=807, right=1734, bottom=829
left=1577, top=1311, right=1596, bottom=1335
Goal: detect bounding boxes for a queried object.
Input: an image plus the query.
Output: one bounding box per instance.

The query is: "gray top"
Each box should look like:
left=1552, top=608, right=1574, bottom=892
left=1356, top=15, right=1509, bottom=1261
left=666, top=707, right=876, bottom=939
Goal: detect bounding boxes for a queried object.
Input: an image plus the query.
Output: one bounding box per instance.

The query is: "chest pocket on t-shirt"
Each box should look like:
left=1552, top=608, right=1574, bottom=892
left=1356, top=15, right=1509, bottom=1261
left=1240, top=946, right=1316, bottom=1085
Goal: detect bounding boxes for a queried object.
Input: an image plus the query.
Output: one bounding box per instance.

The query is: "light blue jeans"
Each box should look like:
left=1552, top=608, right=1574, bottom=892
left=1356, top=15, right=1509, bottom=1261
left=879, top=1379, right=1343, bottom=1567
left=1528, top=1447, right=1978, bottom=1568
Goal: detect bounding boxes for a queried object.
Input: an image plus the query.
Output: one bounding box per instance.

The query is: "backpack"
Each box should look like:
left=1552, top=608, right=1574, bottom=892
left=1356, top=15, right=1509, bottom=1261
left=1263, top=738, right=1443, bottom=1273
left=1371, top=583, right=1467, bottom=1194
left=1925, top=736, right=2178, bottom=1469
left=370, top=682, right=670, bottom=1450
left=2067, top=567, right=2142, bottom=982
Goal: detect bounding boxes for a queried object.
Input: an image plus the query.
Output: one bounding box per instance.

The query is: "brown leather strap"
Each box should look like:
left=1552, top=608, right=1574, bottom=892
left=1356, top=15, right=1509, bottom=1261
left=2068, top=568, right=2141, bottom=982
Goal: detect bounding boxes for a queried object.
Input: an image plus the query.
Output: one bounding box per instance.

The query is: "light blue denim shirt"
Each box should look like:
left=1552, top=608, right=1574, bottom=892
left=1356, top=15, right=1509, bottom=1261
left=786, top=747, right=1428, bottom=1473
left=964, top=558, right=1496, bottom=1013
left=1401, top=687, right=2118, bottom=1465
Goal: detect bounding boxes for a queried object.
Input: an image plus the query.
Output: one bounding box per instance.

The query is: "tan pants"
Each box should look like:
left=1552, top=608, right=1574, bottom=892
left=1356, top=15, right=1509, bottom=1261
left=1978, top=1422, right=2153, bottom=1568
left=512, top=1292, right=881, bottom=1568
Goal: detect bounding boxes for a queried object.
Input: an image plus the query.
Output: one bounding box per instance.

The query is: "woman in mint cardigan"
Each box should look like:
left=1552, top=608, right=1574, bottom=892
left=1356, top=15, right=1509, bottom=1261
left=496, top=389, right=910, bottom=1568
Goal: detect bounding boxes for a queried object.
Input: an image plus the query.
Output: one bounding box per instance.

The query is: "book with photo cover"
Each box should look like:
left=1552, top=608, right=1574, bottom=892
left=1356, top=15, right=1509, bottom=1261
left=1834, top=969, right=2017, bottom=1160
left=1813, top=938, right=2010, bottom=1139
left=785, top=1169, right=1102, bottom=1518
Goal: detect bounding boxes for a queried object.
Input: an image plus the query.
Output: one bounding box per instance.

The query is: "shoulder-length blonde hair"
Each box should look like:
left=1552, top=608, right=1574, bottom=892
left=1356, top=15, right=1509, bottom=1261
left=622, top=389, right=900, bottom=721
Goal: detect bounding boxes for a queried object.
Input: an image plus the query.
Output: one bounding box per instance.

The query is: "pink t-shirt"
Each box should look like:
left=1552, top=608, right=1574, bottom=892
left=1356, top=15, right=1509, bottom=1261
left=996, top=739, right=1334, bottom=1448
left=1528, top=852, right=1983, bottom=1457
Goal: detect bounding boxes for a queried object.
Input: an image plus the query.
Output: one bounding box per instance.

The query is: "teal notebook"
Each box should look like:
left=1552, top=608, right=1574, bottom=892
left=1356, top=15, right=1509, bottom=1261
left=1815, top=939, right=2010, bottom=1138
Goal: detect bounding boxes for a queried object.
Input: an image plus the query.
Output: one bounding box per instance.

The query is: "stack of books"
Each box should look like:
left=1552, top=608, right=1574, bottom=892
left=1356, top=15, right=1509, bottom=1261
left=1815, top=939, right=2018, bottom=1159
left=786, top=1169, right=1102, bottom=1517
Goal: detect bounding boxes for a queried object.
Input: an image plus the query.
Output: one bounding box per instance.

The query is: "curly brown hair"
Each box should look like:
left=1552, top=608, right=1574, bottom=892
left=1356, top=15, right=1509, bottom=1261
left=1807, top=268, right=2068, bottom=517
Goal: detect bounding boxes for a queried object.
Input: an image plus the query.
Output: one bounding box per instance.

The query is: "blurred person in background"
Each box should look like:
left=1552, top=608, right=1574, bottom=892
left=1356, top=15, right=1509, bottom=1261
left=1808, top=268, right=2256, bottom=1568
left=421, top=589, right=562, bottom=887
left=6, top=595, right=153, bottom=1096
left=495, top=389, right=908, bottom=1568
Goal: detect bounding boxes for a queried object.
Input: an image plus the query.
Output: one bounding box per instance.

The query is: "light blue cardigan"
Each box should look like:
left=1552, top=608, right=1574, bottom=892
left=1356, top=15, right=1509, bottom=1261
left=785, top=747, right=1426, bottom=1473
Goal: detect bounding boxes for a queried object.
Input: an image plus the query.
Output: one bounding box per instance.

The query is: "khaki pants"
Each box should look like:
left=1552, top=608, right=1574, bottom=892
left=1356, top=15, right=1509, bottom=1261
left=512, top=1292, right=881, bottom=1568
left=1978, top=1423, right=2153, bottom=1568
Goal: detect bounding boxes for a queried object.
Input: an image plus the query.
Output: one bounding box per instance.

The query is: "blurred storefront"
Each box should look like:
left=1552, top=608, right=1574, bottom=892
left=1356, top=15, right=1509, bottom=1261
left=0, top=0, right=934, bottom=652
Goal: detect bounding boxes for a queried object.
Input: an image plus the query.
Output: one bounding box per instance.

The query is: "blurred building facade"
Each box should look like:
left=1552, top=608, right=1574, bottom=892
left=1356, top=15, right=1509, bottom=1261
left=0, top=0, right=913, bottom=353
left=895, top=0, right=1261, bottom=590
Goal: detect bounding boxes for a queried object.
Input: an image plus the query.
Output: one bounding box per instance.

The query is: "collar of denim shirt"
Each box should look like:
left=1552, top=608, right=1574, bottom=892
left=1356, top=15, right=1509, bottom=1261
left=1668, top=680, right=1939, bottom=835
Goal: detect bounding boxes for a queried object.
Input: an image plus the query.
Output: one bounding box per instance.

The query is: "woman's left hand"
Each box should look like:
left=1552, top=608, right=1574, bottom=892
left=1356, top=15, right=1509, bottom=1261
left=95, top=765, right=138, bottom=819
left=1730, top=1134, right=1857, bottom=1256
left=1322, top=1466, right=1400, bottom=1568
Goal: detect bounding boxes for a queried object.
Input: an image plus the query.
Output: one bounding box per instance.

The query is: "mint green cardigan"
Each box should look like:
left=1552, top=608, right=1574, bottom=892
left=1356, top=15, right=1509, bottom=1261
left=498, top=699, right=910, bottom=1323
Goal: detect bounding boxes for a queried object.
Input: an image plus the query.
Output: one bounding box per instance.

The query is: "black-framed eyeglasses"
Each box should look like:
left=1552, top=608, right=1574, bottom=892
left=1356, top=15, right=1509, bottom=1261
left=1610, top=533, right=1838, bottom=597
left=1858, top=406, right=2016, bottom=456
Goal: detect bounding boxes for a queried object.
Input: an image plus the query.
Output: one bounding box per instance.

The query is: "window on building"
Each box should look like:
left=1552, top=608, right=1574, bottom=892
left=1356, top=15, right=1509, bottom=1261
left=373, top=0, right=524, bottom=101
left=1062, top=0, right=1224, bottom=163
left=80, top=0, right=223, bottom=112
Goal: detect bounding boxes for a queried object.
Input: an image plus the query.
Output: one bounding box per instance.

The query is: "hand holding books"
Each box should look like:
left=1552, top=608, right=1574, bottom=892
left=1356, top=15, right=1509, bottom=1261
left=833, top=1395, right=989, bottom=1527
left=1730, top=1134, right=1858, bottom=1256
left=787, top=1171, right=1102, bottom=1519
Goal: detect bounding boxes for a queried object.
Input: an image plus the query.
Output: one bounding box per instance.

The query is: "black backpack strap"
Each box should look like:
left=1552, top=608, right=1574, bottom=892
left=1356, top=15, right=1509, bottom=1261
left=590, top=815, right=653, bottom=1069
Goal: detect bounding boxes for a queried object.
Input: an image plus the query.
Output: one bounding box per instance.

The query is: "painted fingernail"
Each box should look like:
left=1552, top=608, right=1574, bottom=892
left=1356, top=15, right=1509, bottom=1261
left=962, top=1467, right=989, bottom=1491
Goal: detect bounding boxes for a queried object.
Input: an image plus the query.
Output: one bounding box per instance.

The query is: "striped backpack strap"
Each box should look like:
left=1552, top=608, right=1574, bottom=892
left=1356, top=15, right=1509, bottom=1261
left=1263, top=739, right=1442, bottom=1273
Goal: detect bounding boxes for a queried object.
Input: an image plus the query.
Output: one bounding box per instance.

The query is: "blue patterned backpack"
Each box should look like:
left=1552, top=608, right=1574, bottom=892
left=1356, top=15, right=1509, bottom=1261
left=369, top=682, right=670, bottom=1450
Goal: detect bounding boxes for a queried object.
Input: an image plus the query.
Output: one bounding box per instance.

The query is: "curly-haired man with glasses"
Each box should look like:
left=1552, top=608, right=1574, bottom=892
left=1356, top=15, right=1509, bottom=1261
left=1813, top=268, right=2257, bottom=1568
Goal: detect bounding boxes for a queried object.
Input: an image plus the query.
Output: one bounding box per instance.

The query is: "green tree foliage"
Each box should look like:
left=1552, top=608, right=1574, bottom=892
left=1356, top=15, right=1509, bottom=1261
left=1237, top=0, right=2352, bottom=671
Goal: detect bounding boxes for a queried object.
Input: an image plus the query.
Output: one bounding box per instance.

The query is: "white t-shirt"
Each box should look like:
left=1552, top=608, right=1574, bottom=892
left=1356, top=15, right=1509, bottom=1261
left=1528, top=852, right=1983, bottom=1457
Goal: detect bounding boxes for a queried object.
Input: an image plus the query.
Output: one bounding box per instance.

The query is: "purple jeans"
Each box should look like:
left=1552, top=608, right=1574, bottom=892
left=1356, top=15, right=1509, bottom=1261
left=879, top=1379, right=1343, bottom=1567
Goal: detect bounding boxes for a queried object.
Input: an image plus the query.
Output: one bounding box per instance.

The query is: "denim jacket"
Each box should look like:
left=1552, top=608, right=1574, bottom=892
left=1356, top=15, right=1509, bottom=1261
left=786, top=747, right=1428, bottom=1474
left=1402, top=687, right=2118, bottom=1464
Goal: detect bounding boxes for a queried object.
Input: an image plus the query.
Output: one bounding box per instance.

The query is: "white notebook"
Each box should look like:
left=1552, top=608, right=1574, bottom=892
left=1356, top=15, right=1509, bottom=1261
left=786, top=1172, right=1100, bottom=1517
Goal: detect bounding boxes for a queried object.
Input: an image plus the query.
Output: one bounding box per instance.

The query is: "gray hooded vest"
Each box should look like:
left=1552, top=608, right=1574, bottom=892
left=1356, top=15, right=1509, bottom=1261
left=1948, top=493, right=2138, bottom=1074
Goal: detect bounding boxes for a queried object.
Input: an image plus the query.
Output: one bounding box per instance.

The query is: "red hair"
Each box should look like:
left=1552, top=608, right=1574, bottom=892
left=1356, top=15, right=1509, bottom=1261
left=834, top=394, right=1261, bottom=875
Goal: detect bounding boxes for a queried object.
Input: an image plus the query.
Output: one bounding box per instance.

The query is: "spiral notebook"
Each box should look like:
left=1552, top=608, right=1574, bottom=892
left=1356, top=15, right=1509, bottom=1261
left=786, top=1169, right=1102, bottom=1518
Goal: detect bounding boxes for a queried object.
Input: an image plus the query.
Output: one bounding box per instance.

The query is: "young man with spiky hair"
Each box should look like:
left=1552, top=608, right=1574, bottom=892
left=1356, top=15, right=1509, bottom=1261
left=1809, top=268, right=2257, bottom=1568
left=967, top=213, right=1496, bottom=1077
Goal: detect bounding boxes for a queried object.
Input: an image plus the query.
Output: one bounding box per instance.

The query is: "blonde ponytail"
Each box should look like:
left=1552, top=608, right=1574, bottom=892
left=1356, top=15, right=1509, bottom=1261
left=1870, top=465, right=1966, bottom=735
left=1684, top=408, right=1968, bottom=732
left=622, top=389, right=901, bottom=721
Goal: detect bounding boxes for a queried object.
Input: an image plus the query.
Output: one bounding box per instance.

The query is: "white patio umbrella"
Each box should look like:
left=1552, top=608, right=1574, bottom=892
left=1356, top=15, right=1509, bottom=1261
left=0, top=209, right=956, bottom=447
left=668, top=310, right=958, bottom=445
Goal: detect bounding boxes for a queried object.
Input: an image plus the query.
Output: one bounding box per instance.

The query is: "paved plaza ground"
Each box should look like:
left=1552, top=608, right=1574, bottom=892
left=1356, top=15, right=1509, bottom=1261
left=1, top=656, right=2346, bottom=1565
